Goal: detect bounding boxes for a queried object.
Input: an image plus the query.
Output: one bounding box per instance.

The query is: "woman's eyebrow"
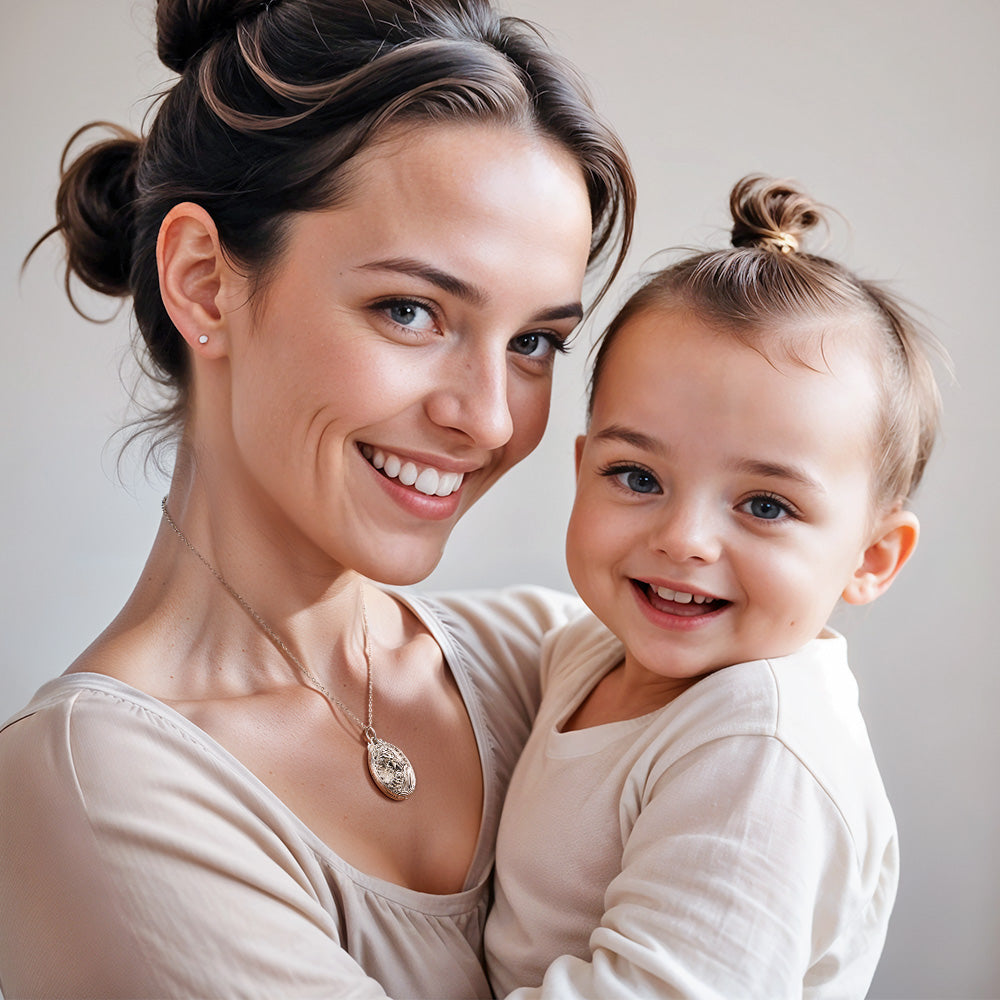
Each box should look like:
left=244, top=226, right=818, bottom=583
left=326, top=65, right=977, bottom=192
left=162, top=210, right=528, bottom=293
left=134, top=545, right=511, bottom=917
left=357, top=256, right=583, bottom=323
left=534, top=301, right=584, bottom=323
left=357, top=257, right=488, bottom=306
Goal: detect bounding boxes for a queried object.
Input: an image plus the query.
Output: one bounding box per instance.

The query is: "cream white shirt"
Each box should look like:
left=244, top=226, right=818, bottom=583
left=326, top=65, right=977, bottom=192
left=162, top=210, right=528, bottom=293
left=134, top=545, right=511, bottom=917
left=485, top=613, right=899, bottom=999
left=0, top=586, right=582, bottom=1000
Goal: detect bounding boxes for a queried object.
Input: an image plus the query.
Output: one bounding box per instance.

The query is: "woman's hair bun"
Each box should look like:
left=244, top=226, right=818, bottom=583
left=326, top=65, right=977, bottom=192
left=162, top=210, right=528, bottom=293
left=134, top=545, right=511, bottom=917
left=729, top=174, right=825, bottom=255
left=156, top=0, right=261, bottom=74
left=38, top=122, right=142, bottom=302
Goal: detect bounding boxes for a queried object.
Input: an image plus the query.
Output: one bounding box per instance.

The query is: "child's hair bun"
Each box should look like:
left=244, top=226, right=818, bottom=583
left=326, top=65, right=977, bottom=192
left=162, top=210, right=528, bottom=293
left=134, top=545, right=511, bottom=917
left=729, top=174, right=825, bottom=255
left=156, top=0, right=259, bottom=74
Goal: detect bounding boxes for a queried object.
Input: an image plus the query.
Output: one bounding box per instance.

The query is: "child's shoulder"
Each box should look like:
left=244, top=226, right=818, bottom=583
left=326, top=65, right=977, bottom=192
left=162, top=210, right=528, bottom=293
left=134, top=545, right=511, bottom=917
left=645, top=632, right=891, bottom=844
left=540, top=609, right=622, bottom=691
left=659, top=631, right=856, bottom=749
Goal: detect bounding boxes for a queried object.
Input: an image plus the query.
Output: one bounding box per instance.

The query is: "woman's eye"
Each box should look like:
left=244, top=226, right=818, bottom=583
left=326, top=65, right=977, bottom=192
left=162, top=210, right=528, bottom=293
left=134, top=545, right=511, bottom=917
left=508, top=331, right=567, bottom=362
left=600, top=464, right=662, bottom=495
left=741, top=494, right=792, bottom=521
left=377, top=299, right=438, bottom=334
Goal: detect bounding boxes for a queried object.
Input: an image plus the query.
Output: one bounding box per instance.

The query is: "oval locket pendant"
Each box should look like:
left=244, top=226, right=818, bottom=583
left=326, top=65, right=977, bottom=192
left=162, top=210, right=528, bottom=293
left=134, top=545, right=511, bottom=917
left=367, top=736, right=416, bottom=800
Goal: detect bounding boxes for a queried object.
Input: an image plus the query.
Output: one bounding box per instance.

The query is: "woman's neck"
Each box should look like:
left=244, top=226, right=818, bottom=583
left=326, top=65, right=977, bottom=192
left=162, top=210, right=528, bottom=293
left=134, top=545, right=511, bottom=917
left=67, top=461, right=377, bottom=706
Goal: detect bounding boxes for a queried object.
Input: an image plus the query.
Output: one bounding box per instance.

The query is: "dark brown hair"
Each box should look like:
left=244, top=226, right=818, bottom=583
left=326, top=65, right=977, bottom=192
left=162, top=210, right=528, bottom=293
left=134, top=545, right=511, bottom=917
left=588, top=175, right=944, bottom=506
left=31, top=0, right=636, bottom=445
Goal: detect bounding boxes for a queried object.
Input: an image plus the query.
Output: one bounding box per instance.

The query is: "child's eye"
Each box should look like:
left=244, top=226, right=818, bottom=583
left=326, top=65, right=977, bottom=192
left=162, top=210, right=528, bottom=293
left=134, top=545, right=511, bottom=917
left=739, top=493, right=796, bottom=521
left=373, top=298, right=439, bottom=335
left=508, top=331, right=569, bottom=362
left=599, top=464, right=662, bottom=495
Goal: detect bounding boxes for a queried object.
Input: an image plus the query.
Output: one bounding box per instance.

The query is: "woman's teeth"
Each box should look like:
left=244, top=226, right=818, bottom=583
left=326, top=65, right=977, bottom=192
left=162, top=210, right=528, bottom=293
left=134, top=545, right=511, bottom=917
left=655, top=586, right=714, bottom=605
left=362, top=446, right=464, bottom=497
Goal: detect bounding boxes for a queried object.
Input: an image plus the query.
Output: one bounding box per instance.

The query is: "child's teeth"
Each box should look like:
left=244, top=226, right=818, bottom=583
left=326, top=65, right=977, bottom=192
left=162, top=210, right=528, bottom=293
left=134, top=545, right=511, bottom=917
left=655, top=586, right=709, bottom=605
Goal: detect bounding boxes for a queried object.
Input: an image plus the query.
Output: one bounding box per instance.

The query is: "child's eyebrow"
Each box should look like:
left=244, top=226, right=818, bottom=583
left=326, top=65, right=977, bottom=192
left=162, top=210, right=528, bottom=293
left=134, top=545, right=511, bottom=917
left=592, top=424, right=664, bottom=454
left=731, top=459, right=825, bottom=494
left=592, top=426, right=826, bottom=495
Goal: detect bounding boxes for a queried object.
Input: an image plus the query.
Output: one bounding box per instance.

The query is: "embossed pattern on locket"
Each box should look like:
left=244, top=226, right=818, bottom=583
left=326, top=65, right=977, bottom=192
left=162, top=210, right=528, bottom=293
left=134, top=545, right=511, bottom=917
left=367, top=737, right=417, bottom=800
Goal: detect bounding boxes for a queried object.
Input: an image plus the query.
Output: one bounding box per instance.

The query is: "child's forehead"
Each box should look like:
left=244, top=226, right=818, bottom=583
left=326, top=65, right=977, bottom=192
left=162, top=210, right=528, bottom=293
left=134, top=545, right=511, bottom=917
left=609, top=304, right=876, bottom=377
left=592, top=305, right=884, bottom=449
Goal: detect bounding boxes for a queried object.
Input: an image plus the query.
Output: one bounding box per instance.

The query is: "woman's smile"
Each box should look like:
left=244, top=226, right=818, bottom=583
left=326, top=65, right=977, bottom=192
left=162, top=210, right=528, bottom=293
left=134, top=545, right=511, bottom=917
left=358, top=443, right=468, bottom=522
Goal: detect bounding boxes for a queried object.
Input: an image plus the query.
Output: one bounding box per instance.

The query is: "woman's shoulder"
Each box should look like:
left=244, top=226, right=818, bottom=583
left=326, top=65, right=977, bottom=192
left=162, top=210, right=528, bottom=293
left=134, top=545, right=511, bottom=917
left=0, top=673, right=253, bottom=813
left=393, top=585, right=588, bottom=781
left=395, top=584, right=585, bottom=683
left=3, top=672, right=171, bottom=740
left=410, top=584, right=585, bottom=639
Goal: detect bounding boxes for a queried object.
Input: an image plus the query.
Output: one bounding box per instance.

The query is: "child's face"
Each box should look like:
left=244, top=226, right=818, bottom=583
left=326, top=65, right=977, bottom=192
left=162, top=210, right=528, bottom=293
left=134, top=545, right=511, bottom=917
left=567, top=307, right=893, bottom=686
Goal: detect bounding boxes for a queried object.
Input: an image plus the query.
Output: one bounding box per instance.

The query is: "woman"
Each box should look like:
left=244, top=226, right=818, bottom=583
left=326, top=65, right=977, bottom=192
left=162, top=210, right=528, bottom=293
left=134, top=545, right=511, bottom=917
left=0, top=1, right=634, bottom=997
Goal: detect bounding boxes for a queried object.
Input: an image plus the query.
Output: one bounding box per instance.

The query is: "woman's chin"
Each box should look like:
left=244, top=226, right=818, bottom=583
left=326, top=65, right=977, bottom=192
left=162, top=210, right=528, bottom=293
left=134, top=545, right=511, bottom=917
left=357, top=542, right=448, bottom=589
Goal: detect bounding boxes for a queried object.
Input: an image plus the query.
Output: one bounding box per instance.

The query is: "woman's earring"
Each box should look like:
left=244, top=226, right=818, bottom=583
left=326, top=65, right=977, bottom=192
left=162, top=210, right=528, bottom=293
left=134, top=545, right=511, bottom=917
left=198, top=335, right=209, bottom=345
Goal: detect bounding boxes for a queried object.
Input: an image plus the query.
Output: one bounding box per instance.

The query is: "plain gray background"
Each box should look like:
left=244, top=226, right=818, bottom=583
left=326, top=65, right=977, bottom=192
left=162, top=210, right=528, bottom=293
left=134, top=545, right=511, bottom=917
left=2, top=2, right=997, bottom=996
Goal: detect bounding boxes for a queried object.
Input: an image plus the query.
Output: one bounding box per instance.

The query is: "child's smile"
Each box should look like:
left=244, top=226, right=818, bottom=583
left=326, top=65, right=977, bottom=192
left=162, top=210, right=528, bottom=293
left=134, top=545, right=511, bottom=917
left=635, top=580, right=729, bottom=619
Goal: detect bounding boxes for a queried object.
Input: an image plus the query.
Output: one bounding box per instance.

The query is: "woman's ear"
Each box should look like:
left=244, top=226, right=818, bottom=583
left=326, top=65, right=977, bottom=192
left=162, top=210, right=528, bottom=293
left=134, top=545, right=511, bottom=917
left=842, top=506, right=920, bottom=606
left=156, top=202, right=234, bottom=359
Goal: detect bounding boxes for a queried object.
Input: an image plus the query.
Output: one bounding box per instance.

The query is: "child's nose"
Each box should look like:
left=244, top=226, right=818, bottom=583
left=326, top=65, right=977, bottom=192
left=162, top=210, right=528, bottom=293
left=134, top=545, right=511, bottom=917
left=652, top=500, right=722, bottom=564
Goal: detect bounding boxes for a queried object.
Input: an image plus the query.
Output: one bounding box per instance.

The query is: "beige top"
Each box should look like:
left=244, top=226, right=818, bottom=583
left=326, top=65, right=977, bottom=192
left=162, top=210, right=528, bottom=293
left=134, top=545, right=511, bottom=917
left=486, top=614, right=898, bottom=999
left=0, top=586, right=582, bottom=1000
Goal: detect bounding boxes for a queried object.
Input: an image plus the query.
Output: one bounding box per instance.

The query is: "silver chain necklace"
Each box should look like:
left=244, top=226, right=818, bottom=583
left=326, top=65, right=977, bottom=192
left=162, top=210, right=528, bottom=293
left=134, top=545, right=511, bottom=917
left=160, top=498, right=416, bottom=801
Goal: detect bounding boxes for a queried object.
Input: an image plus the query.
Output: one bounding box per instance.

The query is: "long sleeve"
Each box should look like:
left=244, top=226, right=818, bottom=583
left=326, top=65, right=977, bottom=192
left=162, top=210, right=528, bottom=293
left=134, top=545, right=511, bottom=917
left=487, top=624, right=897, bottom=1000
left=507, top=735, right=882, bottom=999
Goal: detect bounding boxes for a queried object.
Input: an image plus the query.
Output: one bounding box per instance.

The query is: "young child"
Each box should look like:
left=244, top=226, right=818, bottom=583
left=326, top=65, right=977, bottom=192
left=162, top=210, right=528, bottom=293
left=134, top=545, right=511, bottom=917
left=485, top=175, right=943, bottom=998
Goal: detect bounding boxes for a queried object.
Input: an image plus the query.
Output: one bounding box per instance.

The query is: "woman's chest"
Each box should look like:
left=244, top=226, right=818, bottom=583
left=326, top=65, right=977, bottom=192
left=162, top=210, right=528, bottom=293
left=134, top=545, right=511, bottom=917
left=180, top=682, right=485, bottom=894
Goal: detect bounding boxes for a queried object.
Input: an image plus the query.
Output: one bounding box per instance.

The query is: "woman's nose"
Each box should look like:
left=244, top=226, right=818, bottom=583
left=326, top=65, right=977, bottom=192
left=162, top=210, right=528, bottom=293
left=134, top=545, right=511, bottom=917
left=653, top=499, right=722, bottom=564
left=424, top=347, right=514, bottom=450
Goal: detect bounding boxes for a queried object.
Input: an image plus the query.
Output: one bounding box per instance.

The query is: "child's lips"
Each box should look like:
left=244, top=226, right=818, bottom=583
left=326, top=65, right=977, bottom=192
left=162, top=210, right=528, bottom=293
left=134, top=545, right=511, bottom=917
left=639, top=581, right=729, bottom=617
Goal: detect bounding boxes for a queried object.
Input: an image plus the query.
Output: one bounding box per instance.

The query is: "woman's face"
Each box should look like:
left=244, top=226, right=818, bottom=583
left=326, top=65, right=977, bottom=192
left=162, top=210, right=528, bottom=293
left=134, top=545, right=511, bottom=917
left=211, top=123, right=593, bottom=584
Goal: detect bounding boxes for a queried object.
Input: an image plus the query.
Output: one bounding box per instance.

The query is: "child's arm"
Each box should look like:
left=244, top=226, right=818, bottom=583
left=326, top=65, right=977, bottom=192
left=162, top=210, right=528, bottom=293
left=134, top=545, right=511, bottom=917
left=504, top=732, right=893, bottom=999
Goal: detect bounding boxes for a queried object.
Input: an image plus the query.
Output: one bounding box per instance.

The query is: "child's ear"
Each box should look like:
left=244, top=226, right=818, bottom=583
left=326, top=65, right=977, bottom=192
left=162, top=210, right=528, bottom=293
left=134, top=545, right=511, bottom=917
left=842, top=507, right=920, bottom=606
left=574, top=434, right=587, bottom=477
left=156, top=202, right=236, bottom=359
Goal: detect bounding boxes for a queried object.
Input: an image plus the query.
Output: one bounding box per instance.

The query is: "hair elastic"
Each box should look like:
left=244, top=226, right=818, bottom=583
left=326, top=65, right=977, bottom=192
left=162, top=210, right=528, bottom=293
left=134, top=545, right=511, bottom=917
left=761, top=231, right=799, bottom=255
